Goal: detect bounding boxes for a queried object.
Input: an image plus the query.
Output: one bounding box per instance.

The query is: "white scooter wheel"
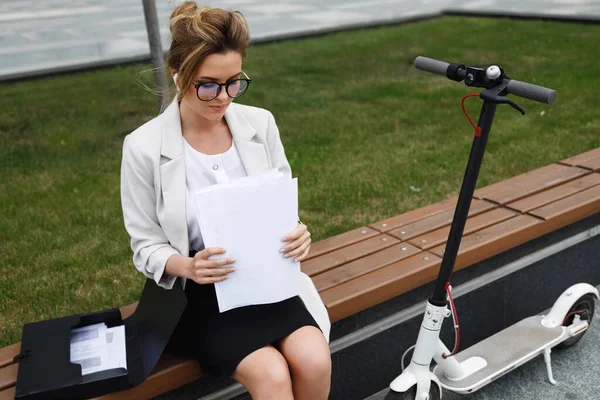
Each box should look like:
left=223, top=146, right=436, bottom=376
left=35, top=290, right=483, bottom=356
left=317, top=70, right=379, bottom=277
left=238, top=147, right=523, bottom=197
left=556, top=294, right=595, bottom=349
left=384, top=384, right=440, bottom=400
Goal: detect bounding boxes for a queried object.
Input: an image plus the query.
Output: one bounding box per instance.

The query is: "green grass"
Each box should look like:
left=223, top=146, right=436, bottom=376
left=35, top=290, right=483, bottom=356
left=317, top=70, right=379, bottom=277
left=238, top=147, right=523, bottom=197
left=1, top=16, right=599, bottom=346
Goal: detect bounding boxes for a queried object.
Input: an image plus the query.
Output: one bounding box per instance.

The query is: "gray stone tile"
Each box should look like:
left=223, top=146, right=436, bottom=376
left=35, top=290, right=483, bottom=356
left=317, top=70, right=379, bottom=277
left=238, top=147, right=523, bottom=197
left=0, top=34, right=37, bottom=48
left=295, top=9, right=371, bottom=24
left=2, top=0, right=599, bottom=80
left=244, top=3, right=321, bottom=15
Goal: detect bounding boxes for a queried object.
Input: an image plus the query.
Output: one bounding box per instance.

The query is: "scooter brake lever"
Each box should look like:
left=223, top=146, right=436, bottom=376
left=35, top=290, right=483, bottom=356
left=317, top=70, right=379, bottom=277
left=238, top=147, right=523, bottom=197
left=495, top=96, right=526, bottom=115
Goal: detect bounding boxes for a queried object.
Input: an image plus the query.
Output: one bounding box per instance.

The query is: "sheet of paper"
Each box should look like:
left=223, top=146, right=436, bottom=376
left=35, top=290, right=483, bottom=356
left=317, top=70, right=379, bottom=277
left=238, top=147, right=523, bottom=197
left=194, top=169, right=285, bottom=195
left=70, top=323, right=127, bottom=375
left=70, top=323, right=108, bottom=375
left=104, top=325, right=127, bottom=371
left=194, top=176, right=301, bottom=313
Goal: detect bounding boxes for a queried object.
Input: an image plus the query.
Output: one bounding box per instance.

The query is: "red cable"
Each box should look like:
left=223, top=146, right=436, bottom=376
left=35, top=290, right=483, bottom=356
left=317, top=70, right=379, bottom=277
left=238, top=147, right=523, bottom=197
left=462, top=94, right=482, bottom=137
left=562, top=310, right=584, bottom=325
left=442, top=282, right=460, bottom=359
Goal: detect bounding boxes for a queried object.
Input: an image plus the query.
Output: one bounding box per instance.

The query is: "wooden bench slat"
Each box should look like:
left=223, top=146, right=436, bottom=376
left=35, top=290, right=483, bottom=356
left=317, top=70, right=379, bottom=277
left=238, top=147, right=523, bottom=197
left=474, top=164, right=589, bottom=205
left=521, top=190, right=600, bottom=240
left=0, top=343, right=20, bottom=369
left=506, top=173, right=600, bottom=213
left=529, top=184, right=600, bottom=221
left=0, top=364, right=17, bottom=392
left=0, top=386, right=15, bottom=400
left=387, top=199, right=496, bottom=241
left=577, top=155, right=600, bottom=171
left=301, top=234, right=400, bottom=277
left=367, top=196, right=458, bottom=233
left=146, top=351, right=194, bottom=375
left=408, top=208, right=519, bottom=250
left=313, top=243, right=422, bottom=292
left=320, top=253, right=442, bottom=322
left=474, top=164, right=564, bottom=198
left=305, top=226, right=380, bottom=260
left=93, top=358, right=202, bottom=400
left=560, top=147, right=600, bottom=170
left=120, top=303, right=138, bottom=320
left=429, top=215, right=543, bottom=269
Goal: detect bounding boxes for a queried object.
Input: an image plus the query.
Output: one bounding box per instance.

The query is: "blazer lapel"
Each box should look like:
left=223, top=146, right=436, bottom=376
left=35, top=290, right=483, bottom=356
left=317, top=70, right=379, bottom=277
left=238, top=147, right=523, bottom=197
left=225, top=104, right=271, bottom=175
left=159, top=100, right=189, bottom=255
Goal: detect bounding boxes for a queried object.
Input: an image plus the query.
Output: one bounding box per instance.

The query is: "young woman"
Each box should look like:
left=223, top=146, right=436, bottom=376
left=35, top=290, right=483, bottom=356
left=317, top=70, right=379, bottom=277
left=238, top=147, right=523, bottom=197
left=120, top=2, right=331, bottom=399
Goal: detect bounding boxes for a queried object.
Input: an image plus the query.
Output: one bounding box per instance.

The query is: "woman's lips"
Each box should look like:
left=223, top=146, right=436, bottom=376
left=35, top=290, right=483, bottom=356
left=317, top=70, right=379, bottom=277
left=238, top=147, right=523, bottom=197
left=210, top=104, right=227, bottom=112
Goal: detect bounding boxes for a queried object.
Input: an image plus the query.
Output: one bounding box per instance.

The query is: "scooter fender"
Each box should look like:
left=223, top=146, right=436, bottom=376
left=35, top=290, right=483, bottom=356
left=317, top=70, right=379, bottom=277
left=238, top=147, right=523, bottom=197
left=541, top=283, right=599, bottom=328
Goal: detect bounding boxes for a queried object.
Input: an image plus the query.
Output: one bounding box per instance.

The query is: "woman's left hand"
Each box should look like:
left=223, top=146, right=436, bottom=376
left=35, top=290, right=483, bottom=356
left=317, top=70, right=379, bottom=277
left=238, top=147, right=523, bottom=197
left=280, top=222, right=311, bottom=262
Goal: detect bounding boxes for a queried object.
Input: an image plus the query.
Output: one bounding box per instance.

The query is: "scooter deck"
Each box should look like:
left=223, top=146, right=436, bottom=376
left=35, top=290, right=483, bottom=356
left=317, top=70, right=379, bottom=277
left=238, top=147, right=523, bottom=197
left=434, top=316, right=563, bottom=392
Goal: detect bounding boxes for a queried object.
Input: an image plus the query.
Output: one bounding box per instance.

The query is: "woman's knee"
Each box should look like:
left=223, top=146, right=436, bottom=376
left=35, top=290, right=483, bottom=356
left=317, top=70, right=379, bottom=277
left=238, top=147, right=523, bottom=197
left=261, top=359, right=292, bottom=388
left=279, top=327, right=332, bottom=380
left=295, top=347, right=332, bottom=380
left=232, top=345, right=292, bottom=396
left=282, top=332, right=332, bottom=400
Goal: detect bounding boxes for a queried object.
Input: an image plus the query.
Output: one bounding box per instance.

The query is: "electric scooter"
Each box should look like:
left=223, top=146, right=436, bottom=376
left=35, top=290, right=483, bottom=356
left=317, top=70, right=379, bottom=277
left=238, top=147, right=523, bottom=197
left=383, top=56, right=599, bottom=399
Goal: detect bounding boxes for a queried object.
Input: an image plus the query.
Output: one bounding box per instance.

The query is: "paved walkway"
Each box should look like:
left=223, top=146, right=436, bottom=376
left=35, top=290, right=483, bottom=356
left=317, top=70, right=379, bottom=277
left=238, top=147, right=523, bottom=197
left=1, top=0, right=599, bottom=81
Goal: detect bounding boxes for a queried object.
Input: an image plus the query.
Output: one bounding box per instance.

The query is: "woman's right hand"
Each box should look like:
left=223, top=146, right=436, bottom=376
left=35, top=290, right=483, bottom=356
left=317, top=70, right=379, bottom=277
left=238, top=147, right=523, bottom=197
left=188, top=247, right=235, bottom=284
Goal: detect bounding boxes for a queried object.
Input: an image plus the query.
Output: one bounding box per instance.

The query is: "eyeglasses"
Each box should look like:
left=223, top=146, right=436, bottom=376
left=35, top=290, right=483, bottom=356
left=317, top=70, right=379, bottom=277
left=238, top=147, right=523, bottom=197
left=193, top=71, right=251, bottom=102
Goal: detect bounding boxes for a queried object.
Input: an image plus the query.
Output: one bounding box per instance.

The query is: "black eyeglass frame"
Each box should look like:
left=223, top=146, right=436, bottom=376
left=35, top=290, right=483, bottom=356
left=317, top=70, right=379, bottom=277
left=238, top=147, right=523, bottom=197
left=193, top=71, right=252, bottom=102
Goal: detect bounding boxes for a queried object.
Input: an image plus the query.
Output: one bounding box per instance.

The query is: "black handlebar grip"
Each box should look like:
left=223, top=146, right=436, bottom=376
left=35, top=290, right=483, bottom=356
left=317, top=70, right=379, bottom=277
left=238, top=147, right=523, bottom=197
left=414, top=56, right=450, bottom=77
left=506, top=80, right=557, bottom=104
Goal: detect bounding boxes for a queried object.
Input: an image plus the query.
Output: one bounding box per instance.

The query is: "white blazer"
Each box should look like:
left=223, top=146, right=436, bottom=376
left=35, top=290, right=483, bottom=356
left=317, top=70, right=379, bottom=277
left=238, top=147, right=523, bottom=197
left=120, top=98, right=331, bottom=342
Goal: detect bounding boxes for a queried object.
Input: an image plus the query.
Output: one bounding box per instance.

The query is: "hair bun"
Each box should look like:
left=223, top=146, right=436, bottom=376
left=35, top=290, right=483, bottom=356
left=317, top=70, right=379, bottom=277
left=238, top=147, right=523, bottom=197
left=170, top=2, right=217, bottom=45
left=170, top=1, right=197, bottom=22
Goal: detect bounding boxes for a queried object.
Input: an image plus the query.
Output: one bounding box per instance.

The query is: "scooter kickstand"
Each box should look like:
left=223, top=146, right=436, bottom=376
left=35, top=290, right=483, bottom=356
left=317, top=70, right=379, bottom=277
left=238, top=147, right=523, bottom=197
left=543, top=348, right=557, bottom=385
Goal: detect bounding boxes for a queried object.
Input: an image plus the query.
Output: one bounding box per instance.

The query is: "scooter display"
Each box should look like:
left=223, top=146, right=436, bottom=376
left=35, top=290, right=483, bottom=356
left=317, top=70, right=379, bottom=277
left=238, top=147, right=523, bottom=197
left=384, top=56, right=598, bottom=400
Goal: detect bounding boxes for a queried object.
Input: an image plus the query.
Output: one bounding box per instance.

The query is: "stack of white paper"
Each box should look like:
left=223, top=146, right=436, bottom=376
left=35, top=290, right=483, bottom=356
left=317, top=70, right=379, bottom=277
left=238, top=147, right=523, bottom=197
left=70, top=323, right=127, bottom=375
left=194, top=169, right=302, bottom=313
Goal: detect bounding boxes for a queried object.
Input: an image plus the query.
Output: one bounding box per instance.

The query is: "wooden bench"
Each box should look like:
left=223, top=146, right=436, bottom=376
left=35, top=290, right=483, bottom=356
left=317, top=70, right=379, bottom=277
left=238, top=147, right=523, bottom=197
left=1, top=147, right=599, bottom=400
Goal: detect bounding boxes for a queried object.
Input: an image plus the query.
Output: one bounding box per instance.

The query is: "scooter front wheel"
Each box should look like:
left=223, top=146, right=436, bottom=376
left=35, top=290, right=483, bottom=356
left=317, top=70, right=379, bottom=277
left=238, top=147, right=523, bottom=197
left=556, top=294, right=595, bottom=349
left=384, top=384, right=440, bottom=400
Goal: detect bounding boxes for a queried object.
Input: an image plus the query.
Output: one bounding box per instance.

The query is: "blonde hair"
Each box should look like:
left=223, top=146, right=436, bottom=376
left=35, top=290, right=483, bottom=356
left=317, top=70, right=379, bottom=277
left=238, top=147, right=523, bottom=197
left=167, top=1, right=251, bottom=101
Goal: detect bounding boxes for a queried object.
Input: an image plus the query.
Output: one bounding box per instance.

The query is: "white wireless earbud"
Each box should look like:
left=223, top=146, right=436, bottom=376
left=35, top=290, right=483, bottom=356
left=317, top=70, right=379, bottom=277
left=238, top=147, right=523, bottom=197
left=173, top=73, right=180, bottom=91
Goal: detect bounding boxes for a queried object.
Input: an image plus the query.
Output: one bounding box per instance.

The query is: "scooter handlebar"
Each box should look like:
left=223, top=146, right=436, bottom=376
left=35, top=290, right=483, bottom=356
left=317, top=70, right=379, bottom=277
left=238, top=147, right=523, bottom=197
left=414, top=56, right=449, bottom=77
left=506, top=79, right=557, bottom=104
left=414, top=56, right=557, bottom=105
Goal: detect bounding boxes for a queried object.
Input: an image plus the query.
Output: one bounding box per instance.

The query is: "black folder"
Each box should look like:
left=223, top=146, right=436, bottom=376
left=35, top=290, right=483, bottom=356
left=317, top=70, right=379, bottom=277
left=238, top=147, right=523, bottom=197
left=14, top=278, right=187, bottom=399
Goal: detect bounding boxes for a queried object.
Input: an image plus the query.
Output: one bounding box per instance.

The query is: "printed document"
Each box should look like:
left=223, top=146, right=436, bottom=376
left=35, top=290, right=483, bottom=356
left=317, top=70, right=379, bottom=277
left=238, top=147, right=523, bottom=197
left=194, top=170, right=301, bottom=313
left=70, top=323, right=127, bottom=375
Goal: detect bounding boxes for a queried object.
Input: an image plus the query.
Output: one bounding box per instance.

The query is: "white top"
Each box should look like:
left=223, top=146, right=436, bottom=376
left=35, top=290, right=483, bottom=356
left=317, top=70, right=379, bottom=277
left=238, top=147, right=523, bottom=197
left=184, top=138, right=248, bottom=251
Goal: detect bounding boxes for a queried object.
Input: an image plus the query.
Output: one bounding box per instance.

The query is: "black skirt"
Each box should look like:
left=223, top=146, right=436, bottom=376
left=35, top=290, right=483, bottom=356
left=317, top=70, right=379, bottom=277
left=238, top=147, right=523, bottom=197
left=169, top=250, right=321, bottom=378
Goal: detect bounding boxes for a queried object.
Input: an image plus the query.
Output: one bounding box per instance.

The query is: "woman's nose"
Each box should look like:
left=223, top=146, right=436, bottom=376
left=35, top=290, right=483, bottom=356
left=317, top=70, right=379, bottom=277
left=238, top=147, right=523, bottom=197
left=217, top=86, right=229, bottom=101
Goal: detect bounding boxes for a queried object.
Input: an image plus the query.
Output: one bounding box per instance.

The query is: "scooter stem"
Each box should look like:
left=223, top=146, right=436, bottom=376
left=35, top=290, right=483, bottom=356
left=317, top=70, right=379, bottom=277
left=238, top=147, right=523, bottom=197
left=430, top=98, right=498, bottom=306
